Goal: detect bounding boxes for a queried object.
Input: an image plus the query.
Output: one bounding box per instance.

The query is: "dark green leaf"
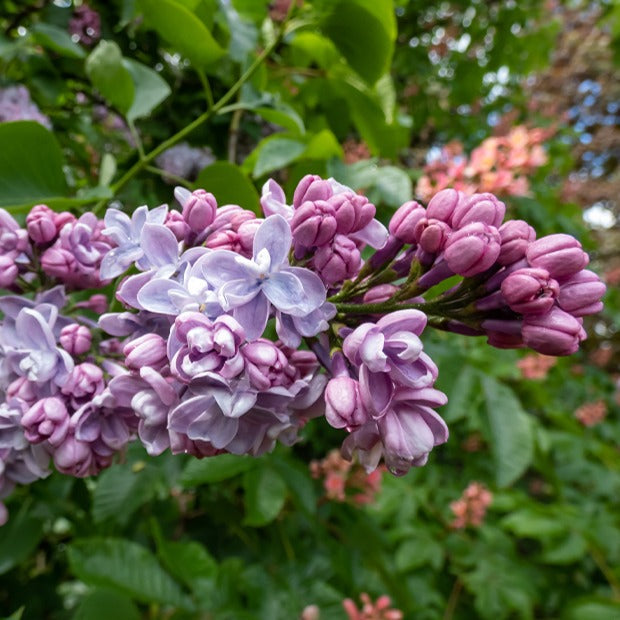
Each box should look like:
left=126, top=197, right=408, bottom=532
left=0, top=510, right=43, bottom=575
left=271, top=457, right=317, bottom=516
left=31, top=23, right=86, bottom=59
left=482, top=375, right=534, bottom=487
left=68, top=538, right=191, bottom=609
left=195, top=162, right=260, bottom=213
left=86, top=41, right=135, bottom=113
left=122, top=59, right=171, bottom=122
left=73, top=589, right=140, bottom=620
left=0, top=121, right=68, bottom=210
left=367, top=165, right=412, bottom=207
left=243, top=466, right=288, bottom=526
left=444, top=365, right=480, bottom=423
left=137, top=0, right=225, bottom=67
left=562, top=598, right=620, bottom=620
left=157, top=540, right=217, bottom=589
left=252, top=136, right=306, bottom=178
left=181, top=453, right=255, bottom=486
left=320, top=0, right=396, bottom=84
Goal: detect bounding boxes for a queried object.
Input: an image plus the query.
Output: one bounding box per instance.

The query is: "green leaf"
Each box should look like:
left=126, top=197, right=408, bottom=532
left=73, top=589, right=140, bottom=620
left=181, top=453, right=255, bottom=486
left=303, top=129, right=343, bottom=160
left=67, top=538, right=190, bottom=609
left=395, top=537, right=444, bottom=572
left=195, top=162, right=260, bottom=213
left=502, top=508, right=569, bottom=540
left=2, top=607, right=24, bottom=620
left=541, top=532, right=588, bottom=565
left=219, top=0, right=257, bottom=62
left=99, top=153, right=116, bottom=187
left=92, top=463, right=162, bottom=526
left=271, top=456, right=317, bottom=516
left=122, top=59, right=171, bottom=122
left=443, top=365, right=480, bottom=423
left=367, top=165, right=412, bottom=207
left=0, top=510, right=43, bottom=575
left=562, top=598, right=620, bottom=620
left=482, top=375, right=534, bottom=487
left=320, top=0, right=396, bottom=84
left=86, top=41, right=135, bottom=114
left=252, top=136, right=306, bottom=178
left=0, top=121, right=68, bottom=210
left=157, top=540, right=217, bottom=589
left=137, top=0, right=225, bottom=67
left=253, top=106, right=305, bottom=135
left=243, top=466, right=288, bottom=527
left=30, top=23, right=85, bottom=59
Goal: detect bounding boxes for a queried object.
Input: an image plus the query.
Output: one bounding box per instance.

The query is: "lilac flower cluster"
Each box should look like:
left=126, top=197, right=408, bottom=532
left=68, top=4, right=101, bottom=46
left=154, top=143, right=215, bottom=183
left=0, top=175, right=605, bottom=520
left=0, top=86, right=51, bottom=129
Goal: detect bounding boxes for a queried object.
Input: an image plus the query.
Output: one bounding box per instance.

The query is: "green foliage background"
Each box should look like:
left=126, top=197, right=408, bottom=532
left=0, top=0, right=618, bottom=618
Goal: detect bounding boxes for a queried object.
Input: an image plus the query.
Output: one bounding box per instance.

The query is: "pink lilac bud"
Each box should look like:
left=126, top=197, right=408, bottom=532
left=41, top=247, right=76, bottom=280
left=363, top=284, right=399, bottom=304
left=328, top=192, right=375, bottom=234
left=54, top=211, right=76, bottom=231
left=182, top=189, right=217, bottom=233
left=75, top=294, right=108, bottom=314
left=498, top=219, right=536, bottom=265
left=325, top=377, right=368, bottom=429
left=60, top=324, right=92, bottom=355
left=0, top=256, right=18, bottom=288
left=500, top=268, right=560, bottom=315
left=165, top=210, right=190, bottom=242
left=26, top=204, right=56, bottom=243
left=413, top=218, right=452, bottom=253
left=53, top=433, right=94, bottom=477
left=526, top=234, right=589, bottom=279
left=210, top=204, right=255, bottom=233
left=291, top=200, right=338, bottom=248
left=293, top=174, right=332, bottom=208
left=6, top=377, right=38, bottom=406
left=444, top=222, right=501, bottom=277
left=123, top=334, right=168, bottom=371
left=21, top=397, right=70, bottom=447
left=388, top=201, right=426, bottom=244
left=312, top=235, right=361, bottom=286
left=237, top=219, right=262, bottom=255
left=242, top=340, right=293, bottom=391
left=522, top=307, right=586, bottom=355
left=558, top=269, right=606, bottom=316
left=426, top=188, right=464, bottom=224
left=0, top=503, right=7, bottom=527
left=61, top=363, right=104, bottom=402
left=451, top=192, right=506, bottom=229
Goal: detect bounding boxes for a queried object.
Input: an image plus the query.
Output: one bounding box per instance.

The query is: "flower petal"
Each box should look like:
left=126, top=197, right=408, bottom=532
left=262, top=271, right=308, bottom=315
left=233, top=294, right=270, bottom=340
left=218, top=279, right=260, bottom=310
left=138, top=279, right=190, bottom=315
left=252, top=214, right=292, bottom=267
left=141, top=223, right=179, bottom=269
left=195, top=250, right=255, bottom=289
left=353, top=218, right=388, bottom=249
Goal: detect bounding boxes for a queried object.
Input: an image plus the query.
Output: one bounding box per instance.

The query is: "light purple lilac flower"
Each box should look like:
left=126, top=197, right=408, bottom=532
left=0, top=85, right=51, bottom=128
left=198, top=214, right=326, bottom=339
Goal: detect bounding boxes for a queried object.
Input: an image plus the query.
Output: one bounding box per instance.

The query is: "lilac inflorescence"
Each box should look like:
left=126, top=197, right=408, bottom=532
left=0, top=175, right=606, bottom=519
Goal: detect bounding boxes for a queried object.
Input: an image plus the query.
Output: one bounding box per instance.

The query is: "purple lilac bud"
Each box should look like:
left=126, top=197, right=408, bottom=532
left=53, top=433, right=94, bottom=477
left=0, top=209, right=29, bottom=260
left=242, top=340, right=293, bottom=391
left=312, top=235, right=361, bottom=286
left=26, top=204, right=57, bottom=244
left=0, top=256, right=18, bottom=288
left=169, top=312, right=245, bottom=383
left=0, top=502, right=7, bottom=526
left=557, top=270, right=606, bottom=316
left=522, top=307, right=586, bottom=355
left=413, top=218, right=452, bottom=253
left=389, top=201, right=426, bottom=244
left=425, top=189, right=464, bottom=225
left=178, top=188, right=217, bottom=233
left=451, top=192, right=506, bottom=229
left=41, top=247, right=76, bottom=281
left=526, top=234, right=589, bottom=279
left=498, top=220, right=536, bottom=265
left=500, top=268, right=560, bottom=315
left=61, top=363, right=104, bottom=404
left=54, top=212, right=76, bottom=230
left=165, top=210, right=190, bottom=242
left=362, top=284, right=399, bottom=304
left=325, top=377, right=368, bottom=429
left=59, top=324, right=92, bottom=355
left=6, top=377, right=38, bottom=407
left=293, top=174, right=332, bottom=208
left=124, top=334, right=168, bottom=371
left=444, top=222, right=501, bottom=277
left=21, top=397, right=70, bottom=447
left=328, top=192, right=375, bottom=235
left=291, top=200, right=338, bottom=248
left=74, top=294, right=108, bottom=314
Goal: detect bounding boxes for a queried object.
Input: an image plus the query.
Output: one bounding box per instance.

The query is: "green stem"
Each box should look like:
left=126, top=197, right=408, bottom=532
left=195, top=67, right=214, bottom=109
left=93, top=36, right=282, bottom=214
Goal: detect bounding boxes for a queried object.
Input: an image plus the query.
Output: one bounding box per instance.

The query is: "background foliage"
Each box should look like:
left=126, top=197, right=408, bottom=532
left=0, top=0, right=618, bottom=618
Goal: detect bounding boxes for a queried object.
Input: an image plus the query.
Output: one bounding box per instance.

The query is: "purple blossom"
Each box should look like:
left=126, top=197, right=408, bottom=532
left=21, top=397, right=70, bottom=447
left=0, top=85, right=51, bottom=128
left=198, top=215, right=326, bottom=339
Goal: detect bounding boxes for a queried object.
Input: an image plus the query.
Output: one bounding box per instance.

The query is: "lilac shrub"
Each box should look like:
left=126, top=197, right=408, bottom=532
left=0, top=177, right=606, bottom=520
